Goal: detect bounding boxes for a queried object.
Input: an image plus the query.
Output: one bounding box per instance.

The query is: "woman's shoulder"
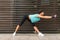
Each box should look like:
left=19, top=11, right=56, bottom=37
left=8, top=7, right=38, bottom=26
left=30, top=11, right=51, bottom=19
left=29, top=14, right=39, bottom=15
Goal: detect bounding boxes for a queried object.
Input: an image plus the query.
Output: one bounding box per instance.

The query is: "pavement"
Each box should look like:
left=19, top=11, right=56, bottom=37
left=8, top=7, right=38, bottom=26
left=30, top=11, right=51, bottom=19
left=0, top=33, right=60, bottom=40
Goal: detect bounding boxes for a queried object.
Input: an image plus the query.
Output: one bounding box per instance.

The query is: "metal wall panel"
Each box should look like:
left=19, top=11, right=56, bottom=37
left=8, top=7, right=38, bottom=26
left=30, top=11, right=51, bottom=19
left=0, top=0, right=60, bottom=33
left=13, top=0, right=60, bottom=33
left=0, top=0, right=14, bottom=33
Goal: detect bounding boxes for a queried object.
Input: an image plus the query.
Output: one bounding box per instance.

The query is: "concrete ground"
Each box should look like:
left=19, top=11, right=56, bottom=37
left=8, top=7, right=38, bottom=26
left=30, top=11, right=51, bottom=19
left=0, top=34, right=60, bottom=40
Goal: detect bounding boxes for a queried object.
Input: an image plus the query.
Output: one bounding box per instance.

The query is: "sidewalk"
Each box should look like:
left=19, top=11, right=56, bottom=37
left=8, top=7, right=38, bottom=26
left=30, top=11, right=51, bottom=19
left=0, top=34, right=60, bottom=40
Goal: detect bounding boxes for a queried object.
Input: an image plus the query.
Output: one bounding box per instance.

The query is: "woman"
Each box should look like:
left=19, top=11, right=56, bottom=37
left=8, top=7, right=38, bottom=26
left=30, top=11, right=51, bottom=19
left=13, top=10, right=56, bottom=37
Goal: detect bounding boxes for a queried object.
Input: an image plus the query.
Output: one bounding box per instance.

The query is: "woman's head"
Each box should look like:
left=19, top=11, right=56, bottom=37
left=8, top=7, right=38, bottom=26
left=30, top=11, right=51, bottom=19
left=39, top=10, right=44, bottom=16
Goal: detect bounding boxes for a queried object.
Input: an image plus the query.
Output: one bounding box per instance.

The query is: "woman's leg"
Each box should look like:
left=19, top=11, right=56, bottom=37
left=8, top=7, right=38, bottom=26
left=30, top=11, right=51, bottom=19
left=13, top=15, right=28, bottom=36
left=27, top=18, right=44, bottom=36
left=33, top=26, right=40, bottom=33
left=13, top=24, right=20, bottom=36
left=33, top=26, right=44, bottom=36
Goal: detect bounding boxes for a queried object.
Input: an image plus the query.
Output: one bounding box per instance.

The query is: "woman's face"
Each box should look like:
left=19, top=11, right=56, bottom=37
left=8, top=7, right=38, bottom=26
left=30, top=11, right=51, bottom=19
left=39, top=12, right=44, bottom=16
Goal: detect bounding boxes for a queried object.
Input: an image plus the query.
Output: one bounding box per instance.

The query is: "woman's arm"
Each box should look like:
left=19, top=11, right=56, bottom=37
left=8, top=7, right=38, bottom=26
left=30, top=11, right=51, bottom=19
left=38, top=15, right=52, bottom=19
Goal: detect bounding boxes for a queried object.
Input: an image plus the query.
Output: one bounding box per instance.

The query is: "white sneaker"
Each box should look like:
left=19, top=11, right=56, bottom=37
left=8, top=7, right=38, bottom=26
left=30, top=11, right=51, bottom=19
left=38, top=32, right=44, bottom=37
left=13, top=32, right=16, bottom=36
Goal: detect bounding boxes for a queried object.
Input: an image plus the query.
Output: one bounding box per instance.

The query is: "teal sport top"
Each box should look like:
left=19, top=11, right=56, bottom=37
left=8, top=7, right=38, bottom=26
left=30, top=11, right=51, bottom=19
left=29, top=14, right=40, bottom=23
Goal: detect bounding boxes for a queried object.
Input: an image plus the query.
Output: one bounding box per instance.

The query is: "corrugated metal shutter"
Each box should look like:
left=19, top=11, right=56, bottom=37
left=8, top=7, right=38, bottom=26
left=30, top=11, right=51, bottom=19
left=0, top=0, right=14, bottom=33
left=13, top=0, right=60, bottom=33
left=0, top=0, right=60, bottom=33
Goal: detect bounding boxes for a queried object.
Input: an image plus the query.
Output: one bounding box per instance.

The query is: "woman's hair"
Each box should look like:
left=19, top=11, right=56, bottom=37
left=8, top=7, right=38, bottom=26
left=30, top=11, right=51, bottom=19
left=38, top=10, right=44, bottom=14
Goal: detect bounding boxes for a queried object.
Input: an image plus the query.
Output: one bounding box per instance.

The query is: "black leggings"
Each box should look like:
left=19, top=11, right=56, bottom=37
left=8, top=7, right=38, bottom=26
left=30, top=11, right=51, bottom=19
left=19, top=15, right=35, bottom=26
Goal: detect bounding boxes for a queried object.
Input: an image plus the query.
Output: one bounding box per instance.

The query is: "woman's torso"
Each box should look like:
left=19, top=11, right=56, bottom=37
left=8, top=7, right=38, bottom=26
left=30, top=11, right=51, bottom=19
left=28, top=14, right=41, bottom=23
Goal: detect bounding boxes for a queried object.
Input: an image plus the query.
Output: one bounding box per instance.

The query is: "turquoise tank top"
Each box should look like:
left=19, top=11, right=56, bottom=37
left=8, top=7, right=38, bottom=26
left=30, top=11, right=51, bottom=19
left=29, top=14, right=40, bottom=23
